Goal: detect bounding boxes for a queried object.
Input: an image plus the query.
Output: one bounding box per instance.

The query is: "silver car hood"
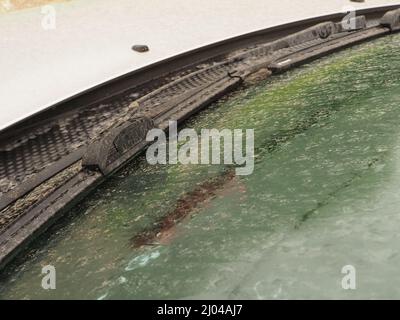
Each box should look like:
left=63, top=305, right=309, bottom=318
left=1, top=0, right=399, bottom=131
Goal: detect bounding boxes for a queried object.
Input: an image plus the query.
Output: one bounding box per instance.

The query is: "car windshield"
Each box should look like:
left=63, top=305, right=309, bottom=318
left=1, top=32, right=400, bottom=299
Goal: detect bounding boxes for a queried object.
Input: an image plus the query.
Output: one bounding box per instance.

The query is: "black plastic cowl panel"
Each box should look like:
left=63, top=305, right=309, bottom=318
left=380, top=8, right=400, bottom=30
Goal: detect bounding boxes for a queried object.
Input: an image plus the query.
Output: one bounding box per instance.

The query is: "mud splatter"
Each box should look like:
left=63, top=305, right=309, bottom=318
left=131, top=168, right=243, bottom=248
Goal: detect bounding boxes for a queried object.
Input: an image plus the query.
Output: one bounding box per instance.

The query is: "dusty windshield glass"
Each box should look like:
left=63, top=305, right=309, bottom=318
left=2, top=32, right=400, bottom=299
